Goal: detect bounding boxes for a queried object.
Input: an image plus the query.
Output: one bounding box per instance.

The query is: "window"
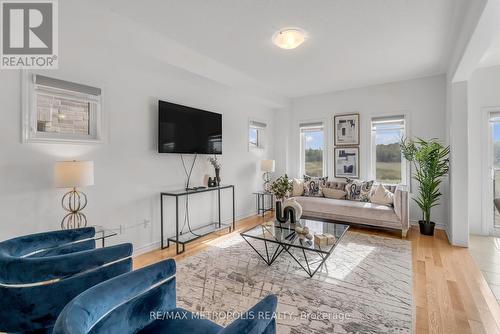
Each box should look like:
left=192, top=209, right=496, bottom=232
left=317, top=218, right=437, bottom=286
left=300, top=122, right=325, bottom=177
left=371, top=116, right=406, bottom=184
left=23, top=74, right=102, bottom=143
left=248, top=120, right=266, bottom=149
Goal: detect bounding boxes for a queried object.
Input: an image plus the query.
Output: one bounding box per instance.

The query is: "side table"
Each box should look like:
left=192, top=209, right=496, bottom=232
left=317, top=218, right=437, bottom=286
left=253, top=191, right=274, bottom=216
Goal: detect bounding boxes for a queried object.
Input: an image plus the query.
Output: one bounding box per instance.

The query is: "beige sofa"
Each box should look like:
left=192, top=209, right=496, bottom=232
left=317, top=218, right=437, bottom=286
left=293, top=181, right=410, bottom=237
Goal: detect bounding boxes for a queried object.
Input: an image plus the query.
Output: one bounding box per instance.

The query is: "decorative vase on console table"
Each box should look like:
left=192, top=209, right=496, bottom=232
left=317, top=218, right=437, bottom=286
left=215, top=168, right=221, bottom=186
left=208, top=156, right=222, bottom=187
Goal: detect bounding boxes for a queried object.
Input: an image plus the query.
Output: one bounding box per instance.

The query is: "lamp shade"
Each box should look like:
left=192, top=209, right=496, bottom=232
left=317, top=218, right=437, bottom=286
left=55, top=161, right=94, bottom=188
left=261, top=159, right=275, bottom=173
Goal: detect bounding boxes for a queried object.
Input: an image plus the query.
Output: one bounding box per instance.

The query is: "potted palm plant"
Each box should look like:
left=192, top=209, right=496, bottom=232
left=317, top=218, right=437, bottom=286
left=400, top=138, right=450, bottom=236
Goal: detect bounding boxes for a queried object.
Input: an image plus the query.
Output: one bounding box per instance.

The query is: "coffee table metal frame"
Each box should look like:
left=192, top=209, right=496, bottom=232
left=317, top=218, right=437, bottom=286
left=240, top=220, right=349, bottom=277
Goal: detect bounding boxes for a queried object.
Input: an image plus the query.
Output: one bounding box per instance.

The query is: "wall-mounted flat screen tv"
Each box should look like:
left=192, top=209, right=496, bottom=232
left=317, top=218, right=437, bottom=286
left=158, top=100, right=222, bottom=154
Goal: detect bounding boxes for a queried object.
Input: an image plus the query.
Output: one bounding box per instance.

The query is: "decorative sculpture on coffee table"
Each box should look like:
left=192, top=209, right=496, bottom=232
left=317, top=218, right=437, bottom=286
left=275, top=201, right=297, bottom=224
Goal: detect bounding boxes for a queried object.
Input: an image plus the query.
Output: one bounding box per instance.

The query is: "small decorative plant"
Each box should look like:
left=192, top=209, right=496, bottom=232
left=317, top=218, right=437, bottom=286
left=208, top=156, right=221, bottom=186
left=207, top=156, right=221, bottom=170
left=400, top=138, right=450, bottom=235
left=270, top=174, right=292, bottom=201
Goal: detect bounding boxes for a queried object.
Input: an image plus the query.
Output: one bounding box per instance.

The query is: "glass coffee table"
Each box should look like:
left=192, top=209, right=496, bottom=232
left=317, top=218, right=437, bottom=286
left=240, top=219, right=349, bottom=277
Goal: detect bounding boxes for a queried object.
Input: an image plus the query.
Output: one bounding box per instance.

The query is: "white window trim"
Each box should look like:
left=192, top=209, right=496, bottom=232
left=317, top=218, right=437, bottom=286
left=298, top=119, right=327, bottom=177
left=369, top=114, right=409, bottom=186
left=248, top=118, right=267, bottom=151
left=21, top=71, right=104, bottom=144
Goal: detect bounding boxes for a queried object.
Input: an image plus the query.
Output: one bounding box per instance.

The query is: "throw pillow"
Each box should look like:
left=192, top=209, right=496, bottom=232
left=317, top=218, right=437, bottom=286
left=292, top=178, right=304, bottom=196
left=322, top=188, right=347, bottom=199
left=370, top=183, right=394, bottom=206
left=303, top=176, right=328, bottom=197
left=303, top=175, right=328, bottom=183
left=345, top=179, right=374, bottom=202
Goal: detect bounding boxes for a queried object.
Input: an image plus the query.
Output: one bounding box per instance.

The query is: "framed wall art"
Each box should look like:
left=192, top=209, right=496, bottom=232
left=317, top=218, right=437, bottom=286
left=334, top=113, right=359, bottom=146
left=334, top=147, right=359, bottom=178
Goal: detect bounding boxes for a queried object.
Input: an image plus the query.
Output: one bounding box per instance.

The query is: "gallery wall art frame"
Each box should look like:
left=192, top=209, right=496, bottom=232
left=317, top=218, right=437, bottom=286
left=334, top=113, right=360, bottom=146
left=334, top=147, right=359, bottom=179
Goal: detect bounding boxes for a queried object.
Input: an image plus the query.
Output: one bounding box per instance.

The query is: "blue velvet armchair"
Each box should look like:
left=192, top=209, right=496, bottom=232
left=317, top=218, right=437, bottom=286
left=54, top=259, right=277, bottom=334
left=0, top=227, right=133, bottom=334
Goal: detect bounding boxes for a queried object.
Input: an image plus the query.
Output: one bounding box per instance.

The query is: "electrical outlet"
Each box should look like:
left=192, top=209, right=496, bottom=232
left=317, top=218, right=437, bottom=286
left=143, top=219, right=150, bottom=228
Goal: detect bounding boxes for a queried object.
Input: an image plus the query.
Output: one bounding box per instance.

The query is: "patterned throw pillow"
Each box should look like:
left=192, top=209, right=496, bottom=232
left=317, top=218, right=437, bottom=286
left=345, top=179, right=374, bottom=202
left=303, top=175, right=328, bottom=197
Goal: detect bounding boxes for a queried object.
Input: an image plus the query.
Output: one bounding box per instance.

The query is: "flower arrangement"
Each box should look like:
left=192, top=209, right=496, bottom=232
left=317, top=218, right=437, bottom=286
left=208, top=156, right=221, bottom=169
left=270, top=174, right=293, bottom=201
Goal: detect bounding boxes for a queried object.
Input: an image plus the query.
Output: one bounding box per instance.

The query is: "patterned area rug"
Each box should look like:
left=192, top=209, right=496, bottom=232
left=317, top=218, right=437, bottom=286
left=176, top=231, right=413, bottom=334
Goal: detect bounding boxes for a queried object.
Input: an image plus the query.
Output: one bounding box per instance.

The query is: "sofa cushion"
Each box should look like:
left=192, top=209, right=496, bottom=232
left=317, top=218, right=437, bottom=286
left=322, top=188, right=347, bottom=199
left=292, top=178, right=304, bottom=196
left=370, top=184, right=394, bottom=206
left=295, top=196, right=399, bottom=223
left=325, top=181, right=346, bottom=191
left=345, top=179, right=374, bottom=202
left=303, top=176, right=328, bottom=197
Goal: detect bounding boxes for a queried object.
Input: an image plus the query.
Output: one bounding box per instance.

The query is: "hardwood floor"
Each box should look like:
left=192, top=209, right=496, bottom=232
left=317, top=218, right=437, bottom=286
left=134, top=214, right=500, bottom=334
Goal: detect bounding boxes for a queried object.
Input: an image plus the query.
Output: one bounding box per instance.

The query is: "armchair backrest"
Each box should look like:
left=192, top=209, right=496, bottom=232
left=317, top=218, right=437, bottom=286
left=0, top=227, right=96, bottom=284
left=0, top=228, right=133, bottom=333
left=219, top=295, right=278, bottom=334
left=54, top=259, right=177, bottom=334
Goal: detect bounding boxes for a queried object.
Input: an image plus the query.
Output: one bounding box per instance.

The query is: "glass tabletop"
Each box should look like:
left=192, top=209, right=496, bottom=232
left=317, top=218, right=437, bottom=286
left=240, top=218, right=349, bottom=254
left=161, top=185, right=233, bottom=196
left=93, top=225, right=118, bottom=241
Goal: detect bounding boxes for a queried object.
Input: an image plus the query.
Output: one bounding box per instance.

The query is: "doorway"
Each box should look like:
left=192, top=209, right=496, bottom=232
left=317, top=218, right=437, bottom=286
left=487, top=112, right=500, bottom=235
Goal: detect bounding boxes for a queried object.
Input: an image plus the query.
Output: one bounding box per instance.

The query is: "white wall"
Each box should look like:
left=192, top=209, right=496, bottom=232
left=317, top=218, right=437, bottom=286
left=468, top=65, right=500, bottom=235
left=276, top=75, right=449, bottom=227
left=0, top=0, right=276, bottom=253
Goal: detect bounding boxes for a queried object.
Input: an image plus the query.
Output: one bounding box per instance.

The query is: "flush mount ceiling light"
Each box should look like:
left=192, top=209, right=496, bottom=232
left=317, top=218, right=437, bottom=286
left=272, top=28, right=306, bottom=50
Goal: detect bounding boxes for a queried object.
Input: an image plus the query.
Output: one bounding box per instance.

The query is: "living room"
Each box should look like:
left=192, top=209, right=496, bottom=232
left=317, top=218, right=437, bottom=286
left=1, top=0, right=500, bottom=333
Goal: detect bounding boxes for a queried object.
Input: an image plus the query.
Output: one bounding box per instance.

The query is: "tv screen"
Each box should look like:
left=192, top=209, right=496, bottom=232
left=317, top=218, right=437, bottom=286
left=158, top=100, right=222, bottom=154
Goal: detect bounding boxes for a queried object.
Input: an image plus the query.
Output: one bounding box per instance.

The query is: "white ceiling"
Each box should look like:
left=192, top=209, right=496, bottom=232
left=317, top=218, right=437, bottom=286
left=479, top=32, right=500, bottom=68
left=101, top=0, right=465, bottom=98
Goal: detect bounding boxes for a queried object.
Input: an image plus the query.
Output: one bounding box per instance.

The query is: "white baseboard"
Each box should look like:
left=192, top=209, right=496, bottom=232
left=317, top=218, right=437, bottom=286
left=410, top=219, right=447, bottom=230
left=133, top=241, right=161, bottom=256
left=132, top=210, right=258, bottom=256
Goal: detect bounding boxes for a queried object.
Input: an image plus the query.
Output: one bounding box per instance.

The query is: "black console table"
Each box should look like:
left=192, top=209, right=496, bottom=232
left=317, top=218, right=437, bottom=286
left=160, top=185, right=235, bottom=254
left=253, top=191, right=274, bottom=216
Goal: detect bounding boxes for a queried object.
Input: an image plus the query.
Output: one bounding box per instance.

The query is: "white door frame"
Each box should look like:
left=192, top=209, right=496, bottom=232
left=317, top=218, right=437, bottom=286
left=482, top=106, right=500, bottom=236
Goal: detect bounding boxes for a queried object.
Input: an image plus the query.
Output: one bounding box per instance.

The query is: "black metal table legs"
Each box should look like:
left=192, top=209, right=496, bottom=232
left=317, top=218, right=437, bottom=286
left=160, top=185, right=235, bottom=255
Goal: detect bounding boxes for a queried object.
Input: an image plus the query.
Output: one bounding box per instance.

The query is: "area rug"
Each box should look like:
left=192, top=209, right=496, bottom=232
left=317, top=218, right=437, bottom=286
left=176, top=230, right=413, bottom=334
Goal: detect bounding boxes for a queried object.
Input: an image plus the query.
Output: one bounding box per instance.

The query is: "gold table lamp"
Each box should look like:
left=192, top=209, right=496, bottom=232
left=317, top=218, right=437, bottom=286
left=261, top=159, right=275, bottom=192
left=55, top=161, right=94, bottom=229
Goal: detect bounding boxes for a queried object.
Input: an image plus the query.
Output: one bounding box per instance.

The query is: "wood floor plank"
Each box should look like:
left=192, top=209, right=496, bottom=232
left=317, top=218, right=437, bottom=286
left=134, top=215, right=500, bottom=333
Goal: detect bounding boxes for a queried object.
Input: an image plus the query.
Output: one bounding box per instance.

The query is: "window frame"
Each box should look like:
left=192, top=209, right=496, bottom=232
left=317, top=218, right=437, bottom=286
left=369, top=115, right=407, bottom=185
left=248, top=118, right=267, bottom=150
left=299, top=120, right=326, bottom=177
left=22, top=72, right=104, bottom=144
